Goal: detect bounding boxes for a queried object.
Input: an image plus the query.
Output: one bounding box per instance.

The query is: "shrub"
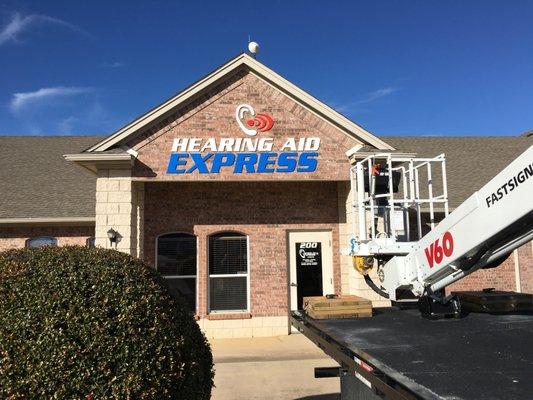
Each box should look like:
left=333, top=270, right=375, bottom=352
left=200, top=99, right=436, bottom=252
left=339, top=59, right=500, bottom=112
left=0, top=246, right=213, bottom=399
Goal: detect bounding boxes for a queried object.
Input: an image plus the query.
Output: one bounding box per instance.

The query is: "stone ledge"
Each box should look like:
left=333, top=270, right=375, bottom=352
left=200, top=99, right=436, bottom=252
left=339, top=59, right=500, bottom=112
left=207, top=312, right=252, bottom=320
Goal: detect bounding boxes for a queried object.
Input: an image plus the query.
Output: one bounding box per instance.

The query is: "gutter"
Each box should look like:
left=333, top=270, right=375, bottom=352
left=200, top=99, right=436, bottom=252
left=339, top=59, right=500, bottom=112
left=0, top=217, right=95, bottom=227
left=63, top=153, right=133, bottom=162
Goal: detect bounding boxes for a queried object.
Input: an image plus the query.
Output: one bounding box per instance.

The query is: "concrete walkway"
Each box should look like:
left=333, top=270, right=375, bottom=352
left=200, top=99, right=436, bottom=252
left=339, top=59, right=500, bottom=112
left=210, top=334, right=340, bottom=400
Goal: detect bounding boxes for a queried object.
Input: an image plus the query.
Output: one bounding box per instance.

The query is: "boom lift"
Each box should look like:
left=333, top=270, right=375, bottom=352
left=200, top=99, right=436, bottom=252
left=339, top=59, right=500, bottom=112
left=291, top=145, right=533, bottom=399
left=347, top=145, right=533, bottom=318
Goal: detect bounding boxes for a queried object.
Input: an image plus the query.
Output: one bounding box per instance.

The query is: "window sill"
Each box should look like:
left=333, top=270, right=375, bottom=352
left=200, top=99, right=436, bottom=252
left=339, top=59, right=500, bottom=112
left=207, top=312, right=252, bottom=320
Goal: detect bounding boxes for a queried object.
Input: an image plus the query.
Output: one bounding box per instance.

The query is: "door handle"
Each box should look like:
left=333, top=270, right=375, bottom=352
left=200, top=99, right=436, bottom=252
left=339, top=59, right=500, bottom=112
left=290, top=282, right=297, bottom=287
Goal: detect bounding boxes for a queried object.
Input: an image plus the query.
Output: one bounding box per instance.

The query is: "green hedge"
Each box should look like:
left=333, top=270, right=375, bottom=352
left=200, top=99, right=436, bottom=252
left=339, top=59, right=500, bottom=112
left=0, top=246, right=213, bottom=399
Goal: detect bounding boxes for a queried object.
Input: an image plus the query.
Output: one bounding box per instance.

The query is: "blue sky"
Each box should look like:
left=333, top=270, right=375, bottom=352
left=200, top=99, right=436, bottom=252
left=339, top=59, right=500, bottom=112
left=0, top=1, right=532, bottom=136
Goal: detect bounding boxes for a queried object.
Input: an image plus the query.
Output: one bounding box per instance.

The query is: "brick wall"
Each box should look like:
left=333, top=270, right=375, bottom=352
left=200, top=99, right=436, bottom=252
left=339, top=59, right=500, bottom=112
left=446, top=252, right=517, bottom=293
left=142, top=181, right=342, bottom=319
left=0, top=225, right=94, bottom=251
left=446, top=242, right=532, bottom=294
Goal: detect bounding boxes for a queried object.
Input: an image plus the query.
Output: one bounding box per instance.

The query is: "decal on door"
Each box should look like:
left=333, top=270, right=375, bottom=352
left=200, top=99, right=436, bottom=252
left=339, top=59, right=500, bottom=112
left=297, top=242, right=322, bottom=267
left=424, top=231, right=454, bottom=268
left=296, top=242, right=323, bottom=310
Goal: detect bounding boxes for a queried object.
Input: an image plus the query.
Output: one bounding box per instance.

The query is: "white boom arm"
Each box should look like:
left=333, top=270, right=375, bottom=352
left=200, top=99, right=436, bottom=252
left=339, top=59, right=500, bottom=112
left=382, top=145, right=533, bottom=300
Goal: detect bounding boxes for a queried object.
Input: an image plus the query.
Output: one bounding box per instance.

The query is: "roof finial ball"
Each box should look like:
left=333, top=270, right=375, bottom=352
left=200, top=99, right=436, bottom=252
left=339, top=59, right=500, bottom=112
left=248, top=41, right=259, bottom=59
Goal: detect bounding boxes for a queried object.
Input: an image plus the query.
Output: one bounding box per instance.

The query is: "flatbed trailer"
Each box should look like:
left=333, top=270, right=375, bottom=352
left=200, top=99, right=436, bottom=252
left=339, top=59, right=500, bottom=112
left=291, top=307, right=533, bottom=400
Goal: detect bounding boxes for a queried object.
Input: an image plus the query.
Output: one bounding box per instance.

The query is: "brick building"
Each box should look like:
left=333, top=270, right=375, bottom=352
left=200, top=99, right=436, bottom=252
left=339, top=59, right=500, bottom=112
left=1, top=53, right=531, bottom=338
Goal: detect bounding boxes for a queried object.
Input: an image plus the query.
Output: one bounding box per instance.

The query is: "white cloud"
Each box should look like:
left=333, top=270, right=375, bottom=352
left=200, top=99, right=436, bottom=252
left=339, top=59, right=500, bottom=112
left=57, top=115, right=78, bottom=134
left=334, top=86, right=400, bottom=115
left=356, top=87, right=399, bottom=105
left=9, top=86, right=94, bottom=113
left=100, top=61, right=126, bottom=68
left=7, top=86, right=123, bottom=134
left=0, top=12, right=89, bottom=46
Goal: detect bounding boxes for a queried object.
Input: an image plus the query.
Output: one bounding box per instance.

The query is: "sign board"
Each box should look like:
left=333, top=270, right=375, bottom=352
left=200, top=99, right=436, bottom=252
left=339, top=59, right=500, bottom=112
left=393, top=209, right=406, bottom=232
left=167, top=103, right=321, bottom=175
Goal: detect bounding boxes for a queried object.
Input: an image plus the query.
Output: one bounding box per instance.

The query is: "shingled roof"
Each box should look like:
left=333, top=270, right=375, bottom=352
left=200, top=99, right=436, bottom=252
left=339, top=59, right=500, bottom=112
left=0, top=135, right=530, bottom=221
left=0, top=136, right=104, bottom=221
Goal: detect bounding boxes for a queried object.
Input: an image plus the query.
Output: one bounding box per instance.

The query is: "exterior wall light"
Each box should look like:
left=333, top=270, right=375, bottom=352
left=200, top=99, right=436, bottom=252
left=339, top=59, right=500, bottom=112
left=107, top=228, right=118, bottom=245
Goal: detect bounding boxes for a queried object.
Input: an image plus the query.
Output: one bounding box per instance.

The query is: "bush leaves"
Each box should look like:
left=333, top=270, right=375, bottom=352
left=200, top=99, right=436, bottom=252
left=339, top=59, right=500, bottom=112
left=0, top=246, right=213, bottom=399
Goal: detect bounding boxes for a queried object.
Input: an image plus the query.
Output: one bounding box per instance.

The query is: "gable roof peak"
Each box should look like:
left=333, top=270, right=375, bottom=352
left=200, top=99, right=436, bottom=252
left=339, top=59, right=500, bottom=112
left=85, top=52, right=394, bottom=153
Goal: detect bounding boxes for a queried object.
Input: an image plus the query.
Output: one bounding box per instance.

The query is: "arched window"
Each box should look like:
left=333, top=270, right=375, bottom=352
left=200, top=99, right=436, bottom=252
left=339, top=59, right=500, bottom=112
left=208, top=232, right=248, bottom=312
left=26, top=236, right=58, bottom=248
left=157, top=233, right=197, bottom=312
left=86, top=237, right=96, bottom=248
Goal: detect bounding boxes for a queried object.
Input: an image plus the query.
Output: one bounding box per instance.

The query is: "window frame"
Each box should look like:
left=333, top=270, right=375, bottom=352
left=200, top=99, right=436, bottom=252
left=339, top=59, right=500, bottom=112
left=207, top=231, right=250, bottom=314
left=25, top=236, right=58, bottom=248
left=155, top=232, right=199, bottom=314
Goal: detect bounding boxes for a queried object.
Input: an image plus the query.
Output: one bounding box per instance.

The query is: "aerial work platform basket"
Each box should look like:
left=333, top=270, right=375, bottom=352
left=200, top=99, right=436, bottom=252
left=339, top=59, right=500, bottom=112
left=347, top=152, right=449, bottom=258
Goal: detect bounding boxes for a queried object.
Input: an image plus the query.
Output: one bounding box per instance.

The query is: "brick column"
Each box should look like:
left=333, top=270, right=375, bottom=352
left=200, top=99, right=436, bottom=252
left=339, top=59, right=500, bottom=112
left=337, top=181, right=353, bottom=294
left=94, top=169, right=144, bottom=257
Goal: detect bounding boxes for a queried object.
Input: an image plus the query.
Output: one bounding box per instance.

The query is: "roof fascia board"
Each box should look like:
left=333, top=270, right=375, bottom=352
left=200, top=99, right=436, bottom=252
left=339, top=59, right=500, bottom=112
left=64, top=153, right=134, bottom=174
left=87, top=54, right=394, bottom=152
left=0, top=217, right=95, bottom=226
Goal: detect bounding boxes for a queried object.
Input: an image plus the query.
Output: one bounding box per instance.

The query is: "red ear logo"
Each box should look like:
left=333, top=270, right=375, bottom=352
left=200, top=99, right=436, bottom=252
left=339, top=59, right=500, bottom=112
left=246, top=113, right=274, bottom=132
left=236, top=104, right=275, bottom=136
